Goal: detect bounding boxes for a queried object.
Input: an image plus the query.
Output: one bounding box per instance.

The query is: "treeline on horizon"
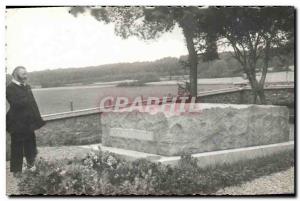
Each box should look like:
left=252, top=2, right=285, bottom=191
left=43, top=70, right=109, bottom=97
left=7, top=51, right=294, bottom=88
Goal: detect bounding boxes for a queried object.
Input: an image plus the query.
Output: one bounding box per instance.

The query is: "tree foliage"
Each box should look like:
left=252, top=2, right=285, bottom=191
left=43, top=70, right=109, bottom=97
left=209, top=6, right=295, bottom=104
left=70, top=6, right=220, bottom=97
left=69, top=6, right=294, bottom=103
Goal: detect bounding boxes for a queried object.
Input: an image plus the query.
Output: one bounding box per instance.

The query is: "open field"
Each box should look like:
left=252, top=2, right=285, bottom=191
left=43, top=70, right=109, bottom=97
left=32, top=85, right=177, bottom=115
left=156, top=71, right=294, bottom=85
left=6, top=71, right=294, bottom=115
left=27, top=84, right=235, bottom=115
left=5, top=83, right=235, bottom=115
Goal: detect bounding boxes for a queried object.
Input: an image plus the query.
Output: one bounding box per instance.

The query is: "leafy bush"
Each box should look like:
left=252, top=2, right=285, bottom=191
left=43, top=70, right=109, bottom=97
left=18, top=148, right=294, bottom=195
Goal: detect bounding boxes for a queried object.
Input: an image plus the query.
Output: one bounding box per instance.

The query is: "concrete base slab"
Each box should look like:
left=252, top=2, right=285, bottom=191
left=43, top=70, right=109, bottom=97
left=81, top=143, right=161, bottom=161
left=159, top=141, right=294, bottom=167
left=81, top=141, right=294, bottom=168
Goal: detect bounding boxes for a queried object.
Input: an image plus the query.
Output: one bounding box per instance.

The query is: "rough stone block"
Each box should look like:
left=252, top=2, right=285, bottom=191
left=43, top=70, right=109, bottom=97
left=101, top=103, right=289, bottom=156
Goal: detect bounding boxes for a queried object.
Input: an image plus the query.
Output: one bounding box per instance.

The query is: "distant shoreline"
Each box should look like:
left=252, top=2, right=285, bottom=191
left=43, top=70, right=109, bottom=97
left=32, top=71, right=294, bottom=91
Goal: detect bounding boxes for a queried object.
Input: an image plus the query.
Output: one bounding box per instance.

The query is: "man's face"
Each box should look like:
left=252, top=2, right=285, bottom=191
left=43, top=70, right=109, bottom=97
left=15, top=68, right=28, bottom=83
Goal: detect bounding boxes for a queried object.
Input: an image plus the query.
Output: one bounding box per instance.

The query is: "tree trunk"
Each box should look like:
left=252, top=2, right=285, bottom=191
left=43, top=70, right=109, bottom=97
left=245, top=70, right=259, bottom=104
left=256, top=40, right=271, bottom=105
left=257, top=87, right=266, bottom=104
left=253, top=90, right=258, bottom=104
left=250, top=81, right=266, bottom=104
left=183, top=29, right=198, bottom=97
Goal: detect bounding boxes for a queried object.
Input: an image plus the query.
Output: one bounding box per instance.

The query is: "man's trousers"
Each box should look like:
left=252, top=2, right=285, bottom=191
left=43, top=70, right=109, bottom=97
left=10, top=130, right=38, bottom=173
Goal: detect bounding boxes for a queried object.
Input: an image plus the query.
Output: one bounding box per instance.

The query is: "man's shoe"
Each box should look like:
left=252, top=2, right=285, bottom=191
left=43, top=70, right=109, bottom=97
left=28, top=165, right=36, bottom=172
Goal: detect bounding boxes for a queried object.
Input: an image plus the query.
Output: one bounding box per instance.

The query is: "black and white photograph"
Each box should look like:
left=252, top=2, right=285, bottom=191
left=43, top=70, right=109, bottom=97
left=4, top=5, right=295, bottom=196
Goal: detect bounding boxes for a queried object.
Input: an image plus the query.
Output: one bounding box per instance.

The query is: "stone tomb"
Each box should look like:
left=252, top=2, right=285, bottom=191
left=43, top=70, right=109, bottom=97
left=101, top=103, right=289, bottom=156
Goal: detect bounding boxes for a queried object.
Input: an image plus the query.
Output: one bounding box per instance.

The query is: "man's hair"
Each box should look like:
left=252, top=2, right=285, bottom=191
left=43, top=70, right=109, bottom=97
left=12, top=66, right=26, bottom=78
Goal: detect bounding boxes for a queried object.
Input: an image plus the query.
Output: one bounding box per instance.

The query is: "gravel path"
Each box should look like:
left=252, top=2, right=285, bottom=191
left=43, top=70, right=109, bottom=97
left=216, top=167, right=294, bottom=195
left=6, top=163, right=19, bottom=195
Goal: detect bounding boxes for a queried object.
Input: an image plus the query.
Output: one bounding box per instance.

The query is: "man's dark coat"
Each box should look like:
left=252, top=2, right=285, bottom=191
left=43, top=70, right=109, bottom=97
left=6, top=82, right=46, bottom=139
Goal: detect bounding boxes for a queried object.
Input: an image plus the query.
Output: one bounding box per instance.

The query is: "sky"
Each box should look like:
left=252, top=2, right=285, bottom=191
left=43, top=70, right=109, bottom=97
left=6, top=7, right=188, bottom=73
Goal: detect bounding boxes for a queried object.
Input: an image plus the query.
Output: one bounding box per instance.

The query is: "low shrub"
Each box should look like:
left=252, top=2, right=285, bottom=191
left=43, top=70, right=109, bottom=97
left=18, top=148, right=294, bottom=195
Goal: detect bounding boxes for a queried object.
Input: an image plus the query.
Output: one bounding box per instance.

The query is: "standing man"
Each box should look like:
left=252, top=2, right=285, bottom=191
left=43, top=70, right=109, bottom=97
left=6, top=66, right=46, bottom=177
